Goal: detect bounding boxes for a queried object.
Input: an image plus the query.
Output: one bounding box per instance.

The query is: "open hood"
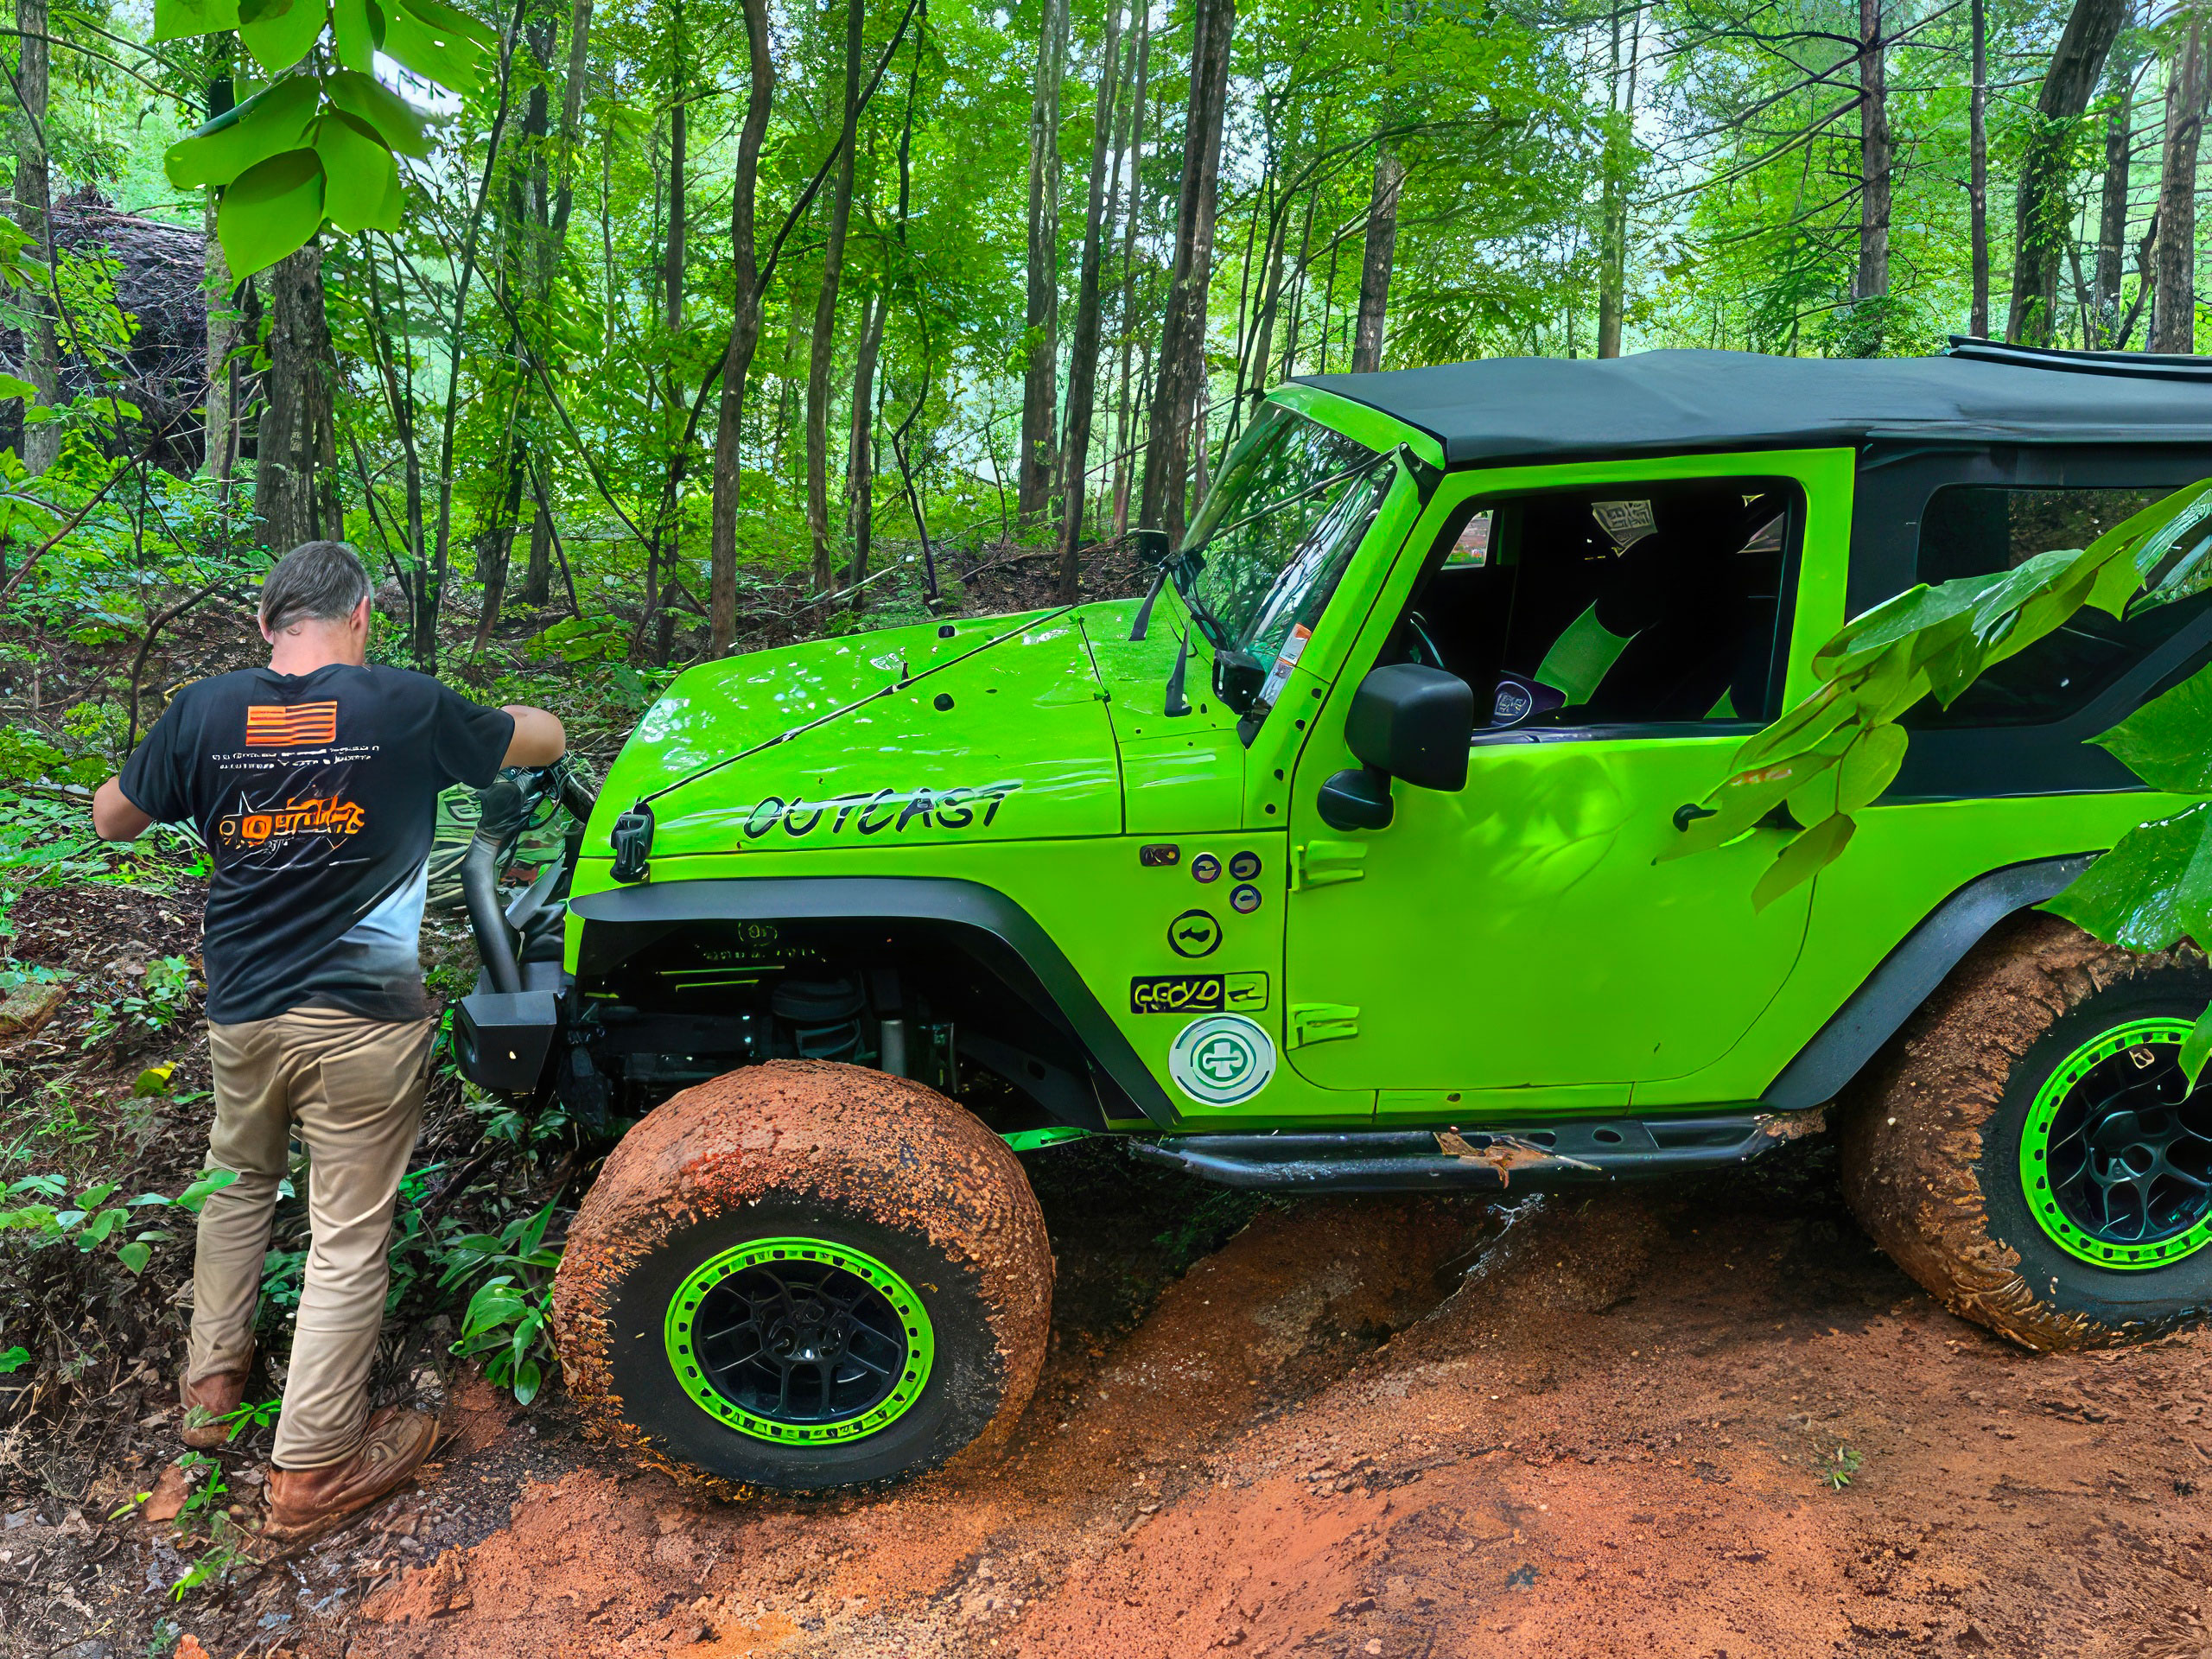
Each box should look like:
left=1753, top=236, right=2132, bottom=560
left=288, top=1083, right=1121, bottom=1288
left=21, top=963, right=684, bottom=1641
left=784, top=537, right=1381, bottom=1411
left=588, top=609, right=1123, bottom=863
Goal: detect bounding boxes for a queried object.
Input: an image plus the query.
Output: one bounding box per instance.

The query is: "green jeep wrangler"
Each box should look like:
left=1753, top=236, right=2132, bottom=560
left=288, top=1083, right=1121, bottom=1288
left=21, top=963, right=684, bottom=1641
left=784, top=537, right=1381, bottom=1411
left=452, top=339, right=2212, bottom=1492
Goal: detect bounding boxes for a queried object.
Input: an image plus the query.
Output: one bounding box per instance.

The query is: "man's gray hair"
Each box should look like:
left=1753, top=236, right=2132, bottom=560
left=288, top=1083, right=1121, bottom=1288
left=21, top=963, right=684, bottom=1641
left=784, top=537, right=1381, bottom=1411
left=259, top=541, right=372, bottom=632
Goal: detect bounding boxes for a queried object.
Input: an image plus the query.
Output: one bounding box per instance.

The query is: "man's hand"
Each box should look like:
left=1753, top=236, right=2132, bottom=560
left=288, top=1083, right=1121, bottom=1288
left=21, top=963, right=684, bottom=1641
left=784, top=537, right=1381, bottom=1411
left=502, top=704, right=565, bottom=769
left=92, top=778, right=153, bottom=842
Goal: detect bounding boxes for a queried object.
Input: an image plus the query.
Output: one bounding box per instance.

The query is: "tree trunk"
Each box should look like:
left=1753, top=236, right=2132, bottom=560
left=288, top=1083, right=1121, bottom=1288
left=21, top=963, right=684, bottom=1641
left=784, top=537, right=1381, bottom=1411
left=1350, top=143, right=1403, bottom=372
left=1019, top=0, right=1071, bottom=526
left=550, top=0, right=594, bottom=239
left=255, top=245, right=340, bottom=557
left=1139, top=0, right=1234, bottom=541
left=1856, top=0, right=1891, bottom=312
left=1057, top=0, right=1125, bottom=601
left=1136, top=0, right=1226, bottom=537
left=201, top=60, right=241, bottom=483
left=1110, top=7, right=1150, bottom=536
left=805, top=0, right=864, bottom=594
left=708, top=0, right=775, bottom=656
left=13, top=0, right=58, bottom=475
left=1969, top=0, right=1990, bottom=336
left=1596, top=2, right=1640, bottom=359
left=2094, top=71, right=2134, bottom=344
left=520, top=498, right=552, bottom=605
left=471, top=447, right=526, bottom=654
left=2005, top=0, right=2128, bottom=343
left=2153, top=14, right=2208, bottom=353
left=844, top=291, right=885, bottom=599
left=664, top=0, right=686, bottom=331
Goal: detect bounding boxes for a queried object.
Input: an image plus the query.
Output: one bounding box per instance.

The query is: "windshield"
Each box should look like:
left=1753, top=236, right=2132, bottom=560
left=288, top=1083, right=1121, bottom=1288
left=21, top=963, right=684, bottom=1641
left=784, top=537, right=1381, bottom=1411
left=1175, top=404, right=1392, bottom=676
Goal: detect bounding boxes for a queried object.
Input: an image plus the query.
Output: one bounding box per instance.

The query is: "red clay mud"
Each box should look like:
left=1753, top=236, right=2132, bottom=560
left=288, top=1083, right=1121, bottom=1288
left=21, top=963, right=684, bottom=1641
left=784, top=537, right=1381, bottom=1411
left=338, top=1165, right=2212, bottom=1659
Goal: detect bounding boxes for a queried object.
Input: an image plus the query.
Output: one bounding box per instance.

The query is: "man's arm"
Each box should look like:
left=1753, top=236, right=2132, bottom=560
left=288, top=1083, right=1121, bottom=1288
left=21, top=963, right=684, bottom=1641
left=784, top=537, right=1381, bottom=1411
left=92, top=777, right=154, bottom=842
left=501, top=704, right=565, bottom=769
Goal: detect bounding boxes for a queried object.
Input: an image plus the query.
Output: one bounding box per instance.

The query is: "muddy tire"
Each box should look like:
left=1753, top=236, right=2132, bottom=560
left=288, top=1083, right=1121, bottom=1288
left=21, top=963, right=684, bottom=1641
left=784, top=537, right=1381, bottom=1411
left=553, top=1059, right=1052, bottom=1491
left=1841, top=912, right=2212, bottom=1351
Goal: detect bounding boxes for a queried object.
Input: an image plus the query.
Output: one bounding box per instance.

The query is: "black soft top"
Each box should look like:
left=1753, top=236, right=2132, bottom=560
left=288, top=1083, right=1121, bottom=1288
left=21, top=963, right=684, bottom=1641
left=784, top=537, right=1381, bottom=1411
left=1292, top=341, right=2212, bottom=467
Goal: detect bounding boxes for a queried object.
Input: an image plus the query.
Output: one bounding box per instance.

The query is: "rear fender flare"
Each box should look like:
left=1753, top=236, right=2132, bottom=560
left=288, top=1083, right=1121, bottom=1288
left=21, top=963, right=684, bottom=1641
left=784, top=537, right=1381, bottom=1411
left=1760, top=854, right=2098, bottom=1112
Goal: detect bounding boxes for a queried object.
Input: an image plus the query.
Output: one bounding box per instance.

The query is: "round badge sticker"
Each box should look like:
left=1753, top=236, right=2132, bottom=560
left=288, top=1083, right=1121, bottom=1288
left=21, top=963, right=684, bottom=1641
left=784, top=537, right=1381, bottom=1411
left=1169, top=1014, right=1278, bottom=1108
left=1191, top=852, right=1222, bottom=884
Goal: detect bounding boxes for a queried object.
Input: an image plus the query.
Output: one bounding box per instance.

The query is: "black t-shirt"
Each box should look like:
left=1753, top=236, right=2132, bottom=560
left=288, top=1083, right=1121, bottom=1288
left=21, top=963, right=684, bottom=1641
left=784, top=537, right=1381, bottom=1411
left=119, top=664, right=513, bottom=1026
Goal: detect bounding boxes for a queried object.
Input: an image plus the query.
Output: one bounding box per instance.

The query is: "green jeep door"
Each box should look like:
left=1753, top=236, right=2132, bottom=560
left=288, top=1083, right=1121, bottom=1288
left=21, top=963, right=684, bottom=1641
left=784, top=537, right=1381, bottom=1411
left=1282, top=449, right=1853, bottom=1116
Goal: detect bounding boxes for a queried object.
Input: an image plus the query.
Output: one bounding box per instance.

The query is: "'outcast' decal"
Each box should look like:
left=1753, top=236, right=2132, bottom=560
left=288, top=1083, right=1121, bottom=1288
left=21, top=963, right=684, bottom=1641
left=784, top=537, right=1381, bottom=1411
left=739, top=780, right=1021, bottom=841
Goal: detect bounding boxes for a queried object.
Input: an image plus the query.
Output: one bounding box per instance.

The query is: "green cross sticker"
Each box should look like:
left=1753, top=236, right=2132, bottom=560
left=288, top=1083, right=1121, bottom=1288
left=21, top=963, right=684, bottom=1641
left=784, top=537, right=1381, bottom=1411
left=1169, top=1014, right=1277, bottom=1108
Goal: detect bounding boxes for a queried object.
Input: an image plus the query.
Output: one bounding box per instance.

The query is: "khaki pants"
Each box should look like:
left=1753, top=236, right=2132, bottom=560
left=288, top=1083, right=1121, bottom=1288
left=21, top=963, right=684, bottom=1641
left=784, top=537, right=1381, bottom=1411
left=187, top=1007, right=436, bottom=1470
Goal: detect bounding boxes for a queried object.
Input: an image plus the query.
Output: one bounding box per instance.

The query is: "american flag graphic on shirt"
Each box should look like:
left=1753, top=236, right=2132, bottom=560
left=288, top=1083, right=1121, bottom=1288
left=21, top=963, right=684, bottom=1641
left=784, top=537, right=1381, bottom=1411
left=243, top=701, right=338, bottom=747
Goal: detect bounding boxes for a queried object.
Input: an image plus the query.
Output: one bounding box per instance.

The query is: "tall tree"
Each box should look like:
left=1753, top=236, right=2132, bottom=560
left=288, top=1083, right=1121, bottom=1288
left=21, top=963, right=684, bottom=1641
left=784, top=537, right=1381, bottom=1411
left=1854, top=0, right=1891, bottom=325
left=1596, top=2, right=1640, bottom=359
left=12, top=0, right=58, bottom=474
left=1140, top=0, right=1235, bottom=539
left=1969, top=0, right=1990, bottom=337
left=2005, top=0, right=2128, bottom=344
left=844, top=289, right=885, bottom=590
left=708, top=0, right=776, bottom=655
left=664, top=0, right=687, bottom=330
left=2152, top=9, right=2208, bottom=353
left=202, top=56, right=242, bottom=486
left=806, top=0, right=866, bottom=594
left=255, top=245, right=340, bottom=554
left=1350, top=143, right=1403, bottom=372
left=2092, top=60, right=2138, bottom=344
left=1057, top=0, right=1126, bottom=601
left=1019, top=0, right=1071, bottom=526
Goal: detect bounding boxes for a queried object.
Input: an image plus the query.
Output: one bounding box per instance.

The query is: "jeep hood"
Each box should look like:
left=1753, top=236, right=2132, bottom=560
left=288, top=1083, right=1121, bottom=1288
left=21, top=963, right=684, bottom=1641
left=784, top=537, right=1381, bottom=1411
left=587, top=609, right=1123, bottom=862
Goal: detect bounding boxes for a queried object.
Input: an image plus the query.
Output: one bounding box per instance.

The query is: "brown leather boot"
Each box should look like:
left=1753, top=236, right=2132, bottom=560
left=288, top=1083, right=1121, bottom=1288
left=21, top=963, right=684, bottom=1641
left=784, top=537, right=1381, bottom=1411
left=179, top=1356, right=252, bottom=1449
left=261, top=1408, right=439, bottom=1546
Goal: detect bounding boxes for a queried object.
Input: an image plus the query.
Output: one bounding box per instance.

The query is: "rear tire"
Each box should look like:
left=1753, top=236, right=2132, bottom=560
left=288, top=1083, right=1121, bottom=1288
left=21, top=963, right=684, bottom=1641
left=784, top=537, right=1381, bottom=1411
left=553, top=1060, right=1052, bottom=1491
left=1841, top=912, right=2212, bottom=1351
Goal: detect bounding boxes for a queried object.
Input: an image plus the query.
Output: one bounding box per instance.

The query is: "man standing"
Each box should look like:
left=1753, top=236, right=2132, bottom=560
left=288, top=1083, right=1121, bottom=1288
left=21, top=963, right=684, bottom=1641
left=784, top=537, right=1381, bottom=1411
left=93, top=541, right=564, bottom=1543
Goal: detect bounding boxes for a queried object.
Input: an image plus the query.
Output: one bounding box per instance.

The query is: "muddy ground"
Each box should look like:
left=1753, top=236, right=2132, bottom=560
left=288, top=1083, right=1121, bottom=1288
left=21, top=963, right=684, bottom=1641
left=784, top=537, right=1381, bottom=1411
left=15, top=1128, right=2210, bottom=1659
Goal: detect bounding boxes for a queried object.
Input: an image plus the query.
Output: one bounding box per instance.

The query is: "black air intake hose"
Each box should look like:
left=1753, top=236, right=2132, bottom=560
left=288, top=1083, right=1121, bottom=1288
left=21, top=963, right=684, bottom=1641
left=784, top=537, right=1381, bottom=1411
left=462, top=779, right=524, bottom=994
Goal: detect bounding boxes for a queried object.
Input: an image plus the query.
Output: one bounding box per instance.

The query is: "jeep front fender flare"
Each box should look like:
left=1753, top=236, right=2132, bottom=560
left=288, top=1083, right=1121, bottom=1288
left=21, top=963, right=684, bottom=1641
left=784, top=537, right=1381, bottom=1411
left=568, top=875, right=1179, bottom=1126
left=1760, top=854, right=2098, bottom=1112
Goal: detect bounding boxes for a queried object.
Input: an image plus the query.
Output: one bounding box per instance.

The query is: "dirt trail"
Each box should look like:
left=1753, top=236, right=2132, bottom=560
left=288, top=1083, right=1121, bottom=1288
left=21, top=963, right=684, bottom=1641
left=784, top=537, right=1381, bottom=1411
left=326, top=1150, right=2212, bottom=1659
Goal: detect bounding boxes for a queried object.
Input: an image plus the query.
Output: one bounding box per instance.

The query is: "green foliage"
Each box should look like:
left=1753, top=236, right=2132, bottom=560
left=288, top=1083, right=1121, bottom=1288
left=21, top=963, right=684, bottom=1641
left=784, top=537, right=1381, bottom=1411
left=1822, top=1444, right=1863, bottom=1490
left=1675, top=478, right=2212, bottom=904
left=1695, top=474, right=2212, bottom=1079
left=156, top=0, right=490, bottom=276
left=0, top=1167, right=238, bottom=1277
left=439, top=1199, right=560, bottom=1403
left=79, top=956, right=199, bottom=1049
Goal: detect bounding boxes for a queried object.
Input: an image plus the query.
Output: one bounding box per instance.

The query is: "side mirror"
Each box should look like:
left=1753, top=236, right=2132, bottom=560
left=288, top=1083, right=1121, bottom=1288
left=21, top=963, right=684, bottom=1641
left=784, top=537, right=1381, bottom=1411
left=1344, top=664, right=1473, bottom=792
left=1133, top=526, right=1173, bottom=565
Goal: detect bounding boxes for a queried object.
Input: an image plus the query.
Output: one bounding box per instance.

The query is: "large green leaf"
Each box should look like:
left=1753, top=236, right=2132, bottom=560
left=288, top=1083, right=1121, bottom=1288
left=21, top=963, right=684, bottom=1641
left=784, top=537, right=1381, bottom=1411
left=380, top=0, right=486, bottom=88
left=2043, top=801, right=2212, bottom=952
left=330, top=0, right=382, bottom=71
left=395, top=0, right=495, bottom=49
left=238, top=0, right=330, bottom=75
left=216, top=149, right=325, bottom=277
left=325, top=69, right=434, bottom=156
left=314, top=113, right=402, bottom=232
left=2094, top=662, right=2212, bottom=795
left=152, top=0, right=242, bottom=41
left=1752, top=810, right=1853, bottom=912
left=162, top=73, right=320, bottom=189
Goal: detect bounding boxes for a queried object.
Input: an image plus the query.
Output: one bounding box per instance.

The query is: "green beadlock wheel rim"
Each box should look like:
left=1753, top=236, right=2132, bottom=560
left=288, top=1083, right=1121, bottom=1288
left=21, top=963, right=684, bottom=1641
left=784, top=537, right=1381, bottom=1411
left=2019, top=1018, right=2212, bottom=1271
left=664, top=1237, right=935, bottom=1444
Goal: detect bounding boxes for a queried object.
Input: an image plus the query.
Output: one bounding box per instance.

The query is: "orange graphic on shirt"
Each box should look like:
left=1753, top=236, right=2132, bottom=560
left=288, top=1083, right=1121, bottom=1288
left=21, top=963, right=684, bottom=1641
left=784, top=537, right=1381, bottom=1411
left=217, top=795, right=366, bottom=848
left=245, top=701, right=337, bottom=747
